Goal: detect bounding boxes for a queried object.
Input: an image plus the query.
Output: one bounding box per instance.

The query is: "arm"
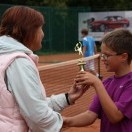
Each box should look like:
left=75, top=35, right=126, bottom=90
left=92, top=37, right=97, bottom=54
left=63, top=110, right=98, bottom=127
left=75, top=71, right=124, bottom=124
left=46, top=94, right=69, bottom=112
left=82, top=38, right=87, bottom=57
left=7, top=58, right=64, bottom=131
left=83, top=46, right=87, bottom=57
left=94, top=80, right=124, bottom=123
left=46, top=81, right=90, bottom=112
left=7, top=58, right=90, bottom=131
left=94, top=43, right=97, bottom=54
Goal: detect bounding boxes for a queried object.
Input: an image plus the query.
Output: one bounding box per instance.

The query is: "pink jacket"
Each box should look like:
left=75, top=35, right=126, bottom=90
left=0, top=52, right=37, bottom=132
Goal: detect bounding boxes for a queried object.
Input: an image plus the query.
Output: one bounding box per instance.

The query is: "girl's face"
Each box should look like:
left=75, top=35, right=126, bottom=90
left=28, top=26, right=44, bottom=51
left=100, top=43, right=124, bottom=73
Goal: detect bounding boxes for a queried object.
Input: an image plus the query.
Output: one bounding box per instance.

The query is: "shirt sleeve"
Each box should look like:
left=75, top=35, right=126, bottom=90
left=46, top=94, right=69, bottom=113
left=6, top=57, right=68, bottom=132
left=89, top=95, right=102, bottom=118
left=82, top=38, right=88, bottom=47
left=89, top=79, right=109, bottom=118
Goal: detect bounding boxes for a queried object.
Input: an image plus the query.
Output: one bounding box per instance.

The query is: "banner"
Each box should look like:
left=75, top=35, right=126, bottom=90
left=78, top=11, right=132, bottom=41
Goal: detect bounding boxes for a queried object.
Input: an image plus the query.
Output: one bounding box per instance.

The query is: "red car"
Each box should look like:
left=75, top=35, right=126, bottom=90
left=90, top=16, right=130, bottom=32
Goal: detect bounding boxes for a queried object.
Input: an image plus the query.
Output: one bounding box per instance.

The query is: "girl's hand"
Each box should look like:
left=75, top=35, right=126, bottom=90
left=75, top=71, right=101, bottom=88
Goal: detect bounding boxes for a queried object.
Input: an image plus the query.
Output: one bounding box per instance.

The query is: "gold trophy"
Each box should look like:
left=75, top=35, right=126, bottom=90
left=74, top=42, right=86, bottom=71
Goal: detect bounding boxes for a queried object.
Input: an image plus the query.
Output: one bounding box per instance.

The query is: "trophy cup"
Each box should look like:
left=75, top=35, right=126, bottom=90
left=74, top=42, right=86, bottom=71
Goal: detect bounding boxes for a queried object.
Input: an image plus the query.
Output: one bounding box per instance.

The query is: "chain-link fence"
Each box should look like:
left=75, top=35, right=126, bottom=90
left=0, top=4, right=91, bottom=54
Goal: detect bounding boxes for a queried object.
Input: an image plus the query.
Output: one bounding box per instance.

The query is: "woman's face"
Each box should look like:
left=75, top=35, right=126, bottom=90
left=28, top=26, right=44, bottom=51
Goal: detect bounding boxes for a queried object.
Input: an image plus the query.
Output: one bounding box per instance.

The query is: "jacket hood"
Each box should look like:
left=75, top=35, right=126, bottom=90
left=0, top=35, right=32, bottom=55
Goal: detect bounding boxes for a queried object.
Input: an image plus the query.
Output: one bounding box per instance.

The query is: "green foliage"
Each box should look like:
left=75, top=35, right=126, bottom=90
left=1, top=0, right=132, bottom=10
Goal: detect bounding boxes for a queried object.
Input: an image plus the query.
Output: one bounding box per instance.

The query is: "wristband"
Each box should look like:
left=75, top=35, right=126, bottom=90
left=65, top=93, right=70, bottom=105
left=65, top=93, right=75, bottom=105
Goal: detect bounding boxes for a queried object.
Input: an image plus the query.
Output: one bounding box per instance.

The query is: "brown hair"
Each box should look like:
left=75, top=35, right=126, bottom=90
left=101, top=28, right=132, bottom=64
left=81, top=28, right=88, bottom=35
left=0, top=6, right=44, bottom=47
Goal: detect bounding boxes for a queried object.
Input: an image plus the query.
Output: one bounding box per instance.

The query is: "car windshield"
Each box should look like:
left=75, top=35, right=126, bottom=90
left=103, top=16, right=123, bottom=21
left=104, top=16, right=115, bottom=21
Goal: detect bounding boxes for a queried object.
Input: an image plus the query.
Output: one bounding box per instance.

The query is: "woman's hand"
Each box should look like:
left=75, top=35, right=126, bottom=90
left=67, top=82, right=90, bottom=104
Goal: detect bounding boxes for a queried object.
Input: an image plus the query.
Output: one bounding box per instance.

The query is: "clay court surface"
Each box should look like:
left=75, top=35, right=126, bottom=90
left=38, top=53, right=114, bottom=132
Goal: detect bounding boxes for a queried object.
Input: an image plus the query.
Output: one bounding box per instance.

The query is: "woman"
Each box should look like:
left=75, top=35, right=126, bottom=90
left=0, top=6, right=88, bottom=132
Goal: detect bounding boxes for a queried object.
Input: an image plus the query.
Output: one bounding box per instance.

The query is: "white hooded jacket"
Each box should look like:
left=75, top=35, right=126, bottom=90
left=0, top=35, right=68, bottom=132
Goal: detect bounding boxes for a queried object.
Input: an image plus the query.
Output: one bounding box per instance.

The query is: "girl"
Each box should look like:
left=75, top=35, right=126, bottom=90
left=63, top=28, right=132, bottom=132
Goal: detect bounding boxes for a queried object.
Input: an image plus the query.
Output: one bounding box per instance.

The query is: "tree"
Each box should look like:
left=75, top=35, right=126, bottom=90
left=1, top=0, right=132, bottom=10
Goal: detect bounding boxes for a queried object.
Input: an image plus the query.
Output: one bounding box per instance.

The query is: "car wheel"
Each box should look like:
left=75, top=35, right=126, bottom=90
left=99, top=24, right=106, bottom=32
